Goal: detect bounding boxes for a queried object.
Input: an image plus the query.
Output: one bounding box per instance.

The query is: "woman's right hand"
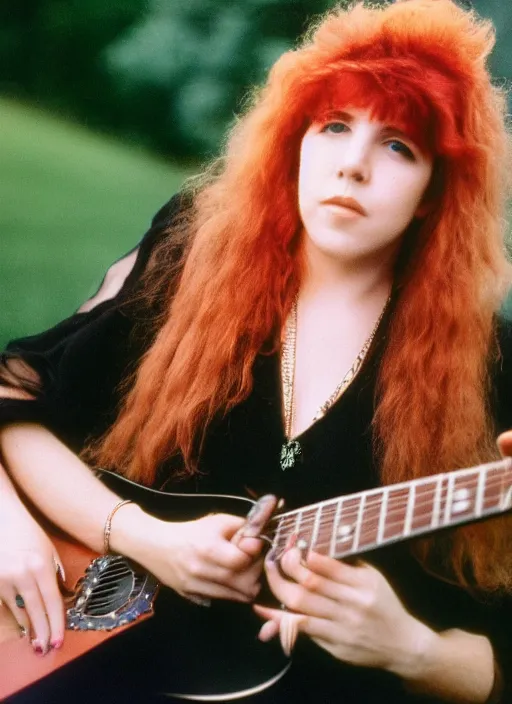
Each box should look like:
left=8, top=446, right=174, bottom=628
left=113, top=505, right=271, bottom=604
left=0, top=497, right=65, bottom=655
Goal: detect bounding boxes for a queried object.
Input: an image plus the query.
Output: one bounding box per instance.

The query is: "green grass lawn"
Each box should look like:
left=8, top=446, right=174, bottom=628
left=0, top=98, right=195, bottom=348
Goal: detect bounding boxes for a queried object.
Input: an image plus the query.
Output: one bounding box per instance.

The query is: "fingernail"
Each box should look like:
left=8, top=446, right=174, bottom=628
left=55, top=561, right=66, bottom=582
left=241, top=525, right=260, bottom=538
left=266, top=548, right=277, bottom=563
left=247, top=495, right=273, bottom=522
left=32, top=641, right=44, bottom=656
left=258, top=620, right=279, bottom=642
left=246, top=504, right=260, bottom=522
left=51, top=639, right=63, bottom=650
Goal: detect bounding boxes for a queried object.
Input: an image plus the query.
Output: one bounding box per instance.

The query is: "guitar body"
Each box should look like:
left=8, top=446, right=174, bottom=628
left=0, top=471, right=289, bottom=702
left=2, top=457, right=511, bottom=702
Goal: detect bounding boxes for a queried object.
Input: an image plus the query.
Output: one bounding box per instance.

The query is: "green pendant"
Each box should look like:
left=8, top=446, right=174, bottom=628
left=280, top=439, right=302, bottom=470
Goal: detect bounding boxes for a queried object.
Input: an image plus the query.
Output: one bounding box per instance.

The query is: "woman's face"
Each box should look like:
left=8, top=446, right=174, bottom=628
left=298, top=107, right=434, bottom=268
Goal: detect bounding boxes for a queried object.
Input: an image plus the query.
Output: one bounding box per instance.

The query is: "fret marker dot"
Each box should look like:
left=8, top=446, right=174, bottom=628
left=297, top=539, right=308, bottom=550
left=337, top=524, right=354, bottom=542
left=452, top=500, right=470, bottom=514
left=453, top=488, right=471, bottom=502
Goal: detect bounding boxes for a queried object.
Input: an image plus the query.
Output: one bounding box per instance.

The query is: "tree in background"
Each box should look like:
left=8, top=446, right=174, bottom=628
left=0, top=0, right=510, bottom=159
left=0, top=1, right=145, bottom=125
left=103, top=0, right=333, bottom=156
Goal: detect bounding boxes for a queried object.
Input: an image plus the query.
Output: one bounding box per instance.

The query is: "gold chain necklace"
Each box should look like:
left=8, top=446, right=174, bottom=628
left=280, top=295, right=390, bottom=470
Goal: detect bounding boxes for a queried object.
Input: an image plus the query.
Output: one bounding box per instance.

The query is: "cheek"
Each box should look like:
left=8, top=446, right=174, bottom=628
left=297, top=145, right=318, bottom=216
left=391, top=169, right=433, bottom=224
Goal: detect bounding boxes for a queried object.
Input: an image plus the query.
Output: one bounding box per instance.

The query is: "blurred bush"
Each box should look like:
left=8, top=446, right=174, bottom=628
left=0, top=0, right=342, bottom=159
left=103, top=0, right=334, bottom=156
left=1, top=1, right=510, bottom=159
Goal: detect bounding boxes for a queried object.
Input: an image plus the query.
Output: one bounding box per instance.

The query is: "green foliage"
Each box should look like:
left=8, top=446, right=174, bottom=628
left=0, top=1, right=510, bottom=159
left=0, top=1, right=145, bottom=123
left=0, top=0, right=334, bottom=158
left=103, top=0, right=333, bottom=156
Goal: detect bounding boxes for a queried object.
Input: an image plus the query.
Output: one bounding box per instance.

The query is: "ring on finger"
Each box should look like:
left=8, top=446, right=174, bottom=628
left=18, top=624, right=28, bottom=638
left=15, top=594, right=25, bottom=609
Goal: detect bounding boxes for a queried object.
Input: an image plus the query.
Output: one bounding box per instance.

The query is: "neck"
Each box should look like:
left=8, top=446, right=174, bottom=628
left=301, top=236, right=395, bottom=307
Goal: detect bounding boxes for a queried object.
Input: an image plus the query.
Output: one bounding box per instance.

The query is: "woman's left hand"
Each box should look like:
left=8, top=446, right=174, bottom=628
left=254, top=548, right=433, bottom=674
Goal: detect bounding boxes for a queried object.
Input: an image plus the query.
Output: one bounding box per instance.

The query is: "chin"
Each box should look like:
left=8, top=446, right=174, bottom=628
left=307, top=228, right=361, bottom=257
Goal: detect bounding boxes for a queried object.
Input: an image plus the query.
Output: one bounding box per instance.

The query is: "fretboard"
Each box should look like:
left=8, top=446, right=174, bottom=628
left=269, top=457, right=512, bottom=560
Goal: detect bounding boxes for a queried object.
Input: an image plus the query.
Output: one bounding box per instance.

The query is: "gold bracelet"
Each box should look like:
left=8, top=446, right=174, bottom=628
left=103, top=499, right=133, bottom=554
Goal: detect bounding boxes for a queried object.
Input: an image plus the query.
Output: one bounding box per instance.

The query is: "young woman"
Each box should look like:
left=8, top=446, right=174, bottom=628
left=1, top=1, right=512, bottom=702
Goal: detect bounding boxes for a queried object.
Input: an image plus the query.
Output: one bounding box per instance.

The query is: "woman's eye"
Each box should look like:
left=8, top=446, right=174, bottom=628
left=321, top=122, right=349, bottom=134
left=386, top=140, right=414, bottom=160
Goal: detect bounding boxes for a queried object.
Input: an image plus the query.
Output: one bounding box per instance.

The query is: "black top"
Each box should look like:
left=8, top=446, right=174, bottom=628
left=2, top=194, right=512, bottom=704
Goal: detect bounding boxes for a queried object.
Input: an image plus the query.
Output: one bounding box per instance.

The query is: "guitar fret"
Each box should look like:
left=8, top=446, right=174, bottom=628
left=475, top=466, right=486, bottom=517
left=357, top=493, right=383, bottom=550
left=333, top=496, right=360, bottom=556
left=403, top=484, right=416, bottom=536
left=411, top=479, right=438, bottom=532
left=485, top=465, right=504, bottom=512
left=431, top=474, right=443, bottom=529
left=273, top=517, right=284, bottom=553
left=274, top=458, right=512, bottom=563
left=310, top=504, right=323, bottom=551
left=330, top=498, right=343, bottom=558
left=453, top=471, right=478, bottom=519
left=277, top=509, right=304, bottom=556
left=383, top=487, right=408, bottom=541
left=294, top=509, right=303, bottom=536
left=376, top=488, right=388, bottom=545
left=499, top=464, right=512, bottom=512
left=352, top=494, right=366, bottom=551
left=443, top=472, right=456, bottom=525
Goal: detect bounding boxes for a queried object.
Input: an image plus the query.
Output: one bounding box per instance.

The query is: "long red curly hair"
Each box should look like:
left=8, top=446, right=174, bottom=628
left=92, top=0, right=512, bottom=590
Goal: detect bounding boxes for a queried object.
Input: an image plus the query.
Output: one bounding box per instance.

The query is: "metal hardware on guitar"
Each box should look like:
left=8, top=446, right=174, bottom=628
left=66, top=554, right=159, bottom=632
left=3, top=458, right=511, bottom=702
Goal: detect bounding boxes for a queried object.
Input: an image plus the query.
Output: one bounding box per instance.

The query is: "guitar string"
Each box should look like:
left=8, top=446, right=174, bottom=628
left=267, top=475, right=509, bottom=551
left=270, top=495, right=503, bottom=557
left=271, top=470, right=508, bottom=530
left=273, top=483, right=504, bottom=538
left=275, top=465, right=509, bottom=522
left=274, top=492, right=462, bottom=533
left=271, top=497, right=505, bottom=555
left=84, top=478, right=502, bottom=611
left=272, top=501, right=504, bottom=548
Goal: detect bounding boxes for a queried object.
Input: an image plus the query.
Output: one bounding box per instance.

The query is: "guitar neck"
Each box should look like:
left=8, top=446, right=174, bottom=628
left=270, top=457, right=512, bottom=559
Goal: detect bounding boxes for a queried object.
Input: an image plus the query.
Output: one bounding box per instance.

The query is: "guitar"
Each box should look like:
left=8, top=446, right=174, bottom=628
left=1, top=456, right=512, bottom=701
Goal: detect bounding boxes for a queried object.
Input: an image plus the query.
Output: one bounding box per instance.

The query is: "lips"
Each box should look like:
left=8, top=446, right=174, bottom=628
left=321, top=196, right=367, bottom=216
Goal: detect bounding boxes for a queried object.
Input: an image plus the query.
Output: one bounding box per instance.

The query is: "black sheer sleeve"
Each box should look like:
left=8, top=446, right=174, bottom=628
left=0, top=192, right=186, bottom=451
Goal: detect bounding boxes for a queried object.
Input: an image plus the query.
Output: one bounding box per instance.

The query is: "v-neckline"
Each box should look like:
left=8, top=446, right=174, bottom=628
left=277, top=296, right=392, bottom=445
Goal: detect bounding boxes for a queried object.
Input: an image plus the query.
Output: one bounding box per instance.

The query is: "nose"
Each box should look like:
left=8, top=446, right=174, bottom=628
left=336, top=133, right=371, bottom=185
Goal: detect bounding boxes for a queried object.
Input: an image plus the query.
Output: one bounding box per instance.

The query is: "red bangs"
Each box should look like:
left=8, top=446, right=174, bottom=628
left=297, top=56, right=471, bottom=160
left=307, top=70, right=435, bottom=153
